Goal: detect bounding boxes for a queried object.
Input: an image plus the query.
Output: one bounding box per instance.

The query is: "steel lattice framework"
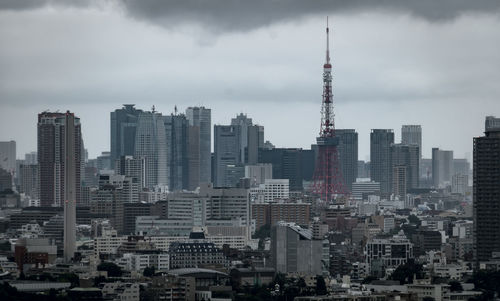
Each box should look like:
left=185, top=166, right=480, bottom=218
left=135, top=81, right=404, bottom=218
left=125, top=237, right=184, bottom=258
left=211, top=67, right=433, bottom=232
left=311, top=19, right=349, bottom=202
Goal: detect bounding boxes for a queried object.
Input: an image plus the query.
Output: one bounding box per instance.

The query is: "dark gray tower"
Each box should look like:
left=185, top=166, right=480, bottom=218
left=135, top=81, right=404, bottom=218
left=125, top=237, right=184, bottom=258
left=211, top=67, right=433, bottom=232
left=164, top=114, right=189, bottom=191
left=473, top=118, right=500, bottom=267
left=110, top=104, right=143, bottom=164
left=186, top=107, right=212, bottom=186
left=336, top=129, right=358, bottom=192
left=63, top=111, right=77, bottom=263
left=401, top=125, right=422, bottom=160
left=38, top=112, right=82, bottom=207
left=370, top=129, right=394, bottom=194
left=214, top=125, right=241, bottom=187
left=391, top=143, right=419, bottom=192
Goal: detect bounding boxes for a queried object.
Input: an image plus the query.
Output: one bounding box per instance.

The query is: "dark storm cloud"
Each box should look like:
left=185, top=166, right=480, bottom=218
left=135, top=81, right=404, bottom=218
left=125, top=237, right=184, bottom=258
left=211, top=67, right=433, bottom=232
left=2, top=0, right=500, bottom=32
left=119, top=0, right=500, bottom=32
left=0, top=0, right=93, bottom=10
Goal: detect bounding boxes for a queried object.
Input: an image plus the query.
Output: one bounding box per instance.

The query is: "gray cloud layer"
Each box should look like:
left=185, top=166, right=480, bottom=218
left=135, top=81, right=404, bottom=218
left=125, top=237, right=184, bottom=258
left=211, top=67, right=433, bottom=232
left=2, top=0, right=500, bottom=31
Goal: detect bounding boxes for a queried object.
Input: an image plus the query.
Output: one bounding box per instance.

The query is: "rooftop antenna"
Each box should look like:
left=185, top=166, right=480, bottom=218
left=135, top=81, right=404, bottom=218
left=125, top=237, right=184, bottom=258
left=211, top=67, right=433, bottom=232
left=326, top=16, right=330, bottom=64
left=174, top=105, right=178, bottom=115
left=152, top=105, right=156, bottom=113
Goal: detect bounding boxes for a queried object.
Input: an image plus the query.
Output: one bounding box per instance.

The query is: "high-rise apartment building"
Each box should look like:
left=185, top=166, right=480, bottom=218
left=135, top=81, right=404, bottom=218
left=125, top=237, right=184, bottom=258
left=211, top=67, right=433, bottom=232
left=0, top=141, right=16, bottom=173
left=401, top=125, right=422, bottom=160
left=370, top=129, right=394, bottom=194
left=336, top=129, right=358, bottom=192
left=110, top=104, right=143, bottom=164
left=473, top=119, right=500, bottom=266
left=186, top=107, right=211, bottom=187
left=63, top=111, right=77, bottom=262
left=38, top=112, right=82, bottom=207
left=432, top=148, right=454, bottom=188
left=214, top=125, right=241, bottom=187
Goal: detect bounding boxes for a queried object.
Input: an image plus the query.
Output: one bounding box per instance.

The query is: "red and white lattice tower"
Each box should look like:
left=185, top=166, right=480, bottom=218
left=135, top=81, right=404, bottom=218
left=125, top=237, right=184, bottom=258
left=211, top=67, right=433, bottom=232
left=311, top=18, right=349, bottom=202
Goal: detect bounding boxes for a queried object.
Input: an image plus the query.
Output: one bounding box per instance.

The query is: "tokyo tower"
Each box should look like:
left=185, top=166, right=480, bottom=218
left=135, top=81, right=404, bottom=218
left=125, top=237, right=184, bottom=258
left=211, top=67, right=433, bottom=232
left=311, top=18, right=349, bottom=202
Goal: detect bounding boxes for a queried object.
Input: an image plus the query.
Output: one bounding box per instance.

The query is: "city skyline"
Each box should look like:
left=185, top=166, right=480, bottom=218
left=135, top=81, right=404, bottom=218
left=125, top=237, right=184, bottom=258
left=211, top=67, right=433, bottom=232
left=2, top=2, right=500, bottom=160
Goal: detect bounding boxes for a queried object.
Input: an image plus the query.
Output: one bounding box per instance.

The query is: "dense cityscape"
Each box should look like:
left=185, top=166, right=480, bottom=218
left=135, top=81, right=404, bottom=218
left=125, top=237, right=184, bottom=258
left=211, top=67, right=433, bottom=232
left=1, top=2, right=500, bottom=301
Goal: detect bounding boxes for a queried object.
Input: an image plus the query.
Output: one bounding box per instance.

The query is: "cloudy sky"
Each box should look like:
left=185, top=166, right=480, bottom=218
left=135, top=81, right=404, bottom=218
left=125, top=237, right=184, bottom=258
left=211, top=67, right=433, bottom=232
left=1, top=1, right=500, bottom=161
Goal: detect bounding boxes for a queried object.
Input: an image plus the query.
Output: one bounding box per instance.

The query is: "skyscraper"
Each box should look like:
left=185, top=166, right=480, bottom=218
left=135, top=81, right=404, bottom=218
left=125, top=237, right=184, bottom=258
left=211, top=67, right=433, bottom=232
left=336, top=129, right=358, bottom=192
left=110, top=104, right=143, bottom=164
left=38, top=112, right=82, bottom=207
left=246, top=125, right=264, bottom=164
left=63, top=111, right=77, bottom=263
left=186, top=107, right=211, bottom=186
left=432, top=148, right=453, bottom=188
left=473, top=118, right=500, bottom=266
left=214, top=125, right=241, bottom=187
left=370, top=129, right=394, bottom=194
left=401, top=125, right=422, bottom=160
left=231, top=113, right=253, bottom=163
left=391, top=143, right=419, bottom=191
left=134, top=111, right=167, bottom=189
left=164, top=114, right=189, bottom=191
left=0, top=141, right=16, bottom=173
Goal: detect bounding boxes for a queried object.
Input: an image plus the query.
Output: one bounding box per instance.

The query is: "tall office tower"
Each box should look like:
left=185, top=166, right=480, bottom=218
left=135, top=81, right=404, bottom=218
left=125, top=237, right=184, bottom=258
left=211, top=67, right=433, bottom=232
left=110, top=104, right=143, bottom=164
left=38, top=112, right=82, bottom=207
left=432, top=148, right=454, bottom=188
left=63, top=111, right=77, bottom=263
left=401, top=125, right=422, bottom=160
left=20, top=164, right=38, bottom=199
left=164, top=114, right=189, bottom=191
left=473, top=119, right=500, bottom=267
left=186, top=107, right=211, bottom=186
left=336, top=129, right=358, bottom=191
left=115, top=156, right=146, bottom=189
left=311, top=21, right=348, bottom=201
left=391, top=143, right=420, bottom=191
left=231, top=113, right=253, bottom=163
left=259, top=148, right=314, bottom=191
left=214, top=125, right=241, bottom=187
left=370, top=129, right=395, bottom=194
left=0, top=141, right=16, bottom=173
left=134, top=111, right=167, bottom=189
left=246, top=125, right=264, bottom=164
